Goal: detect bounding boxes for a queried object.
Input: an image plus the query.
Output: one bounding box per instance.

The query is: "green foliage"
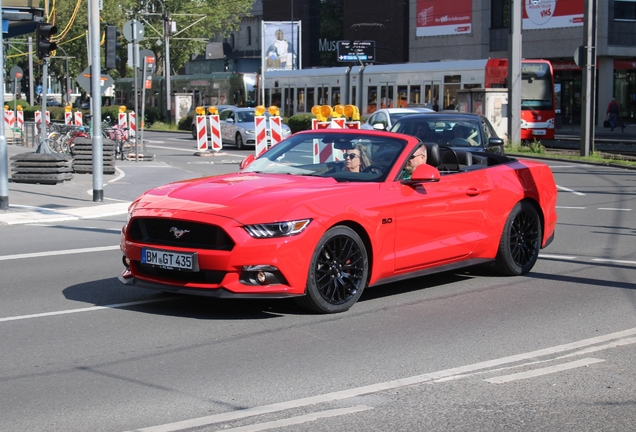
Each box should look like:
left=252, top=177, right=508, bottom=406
left=178, top=112, right=195, bottom=131
left=287, top=114, right=315, bottom=133
left=506, top=139, right=546, bottom=154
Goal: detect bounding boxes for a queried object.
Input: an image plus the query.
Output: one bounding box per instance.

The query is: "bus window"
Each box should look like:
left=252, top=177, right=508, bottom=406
left=332, top=87, right=340, bottom=105
left=410, top=85, right=421, bottom=105
left=317, top=86, right=328, bottom=105
left=307, top=88, right=315, bottom=109
left=367, top=86, right=378, bottom=113
left=271, top=88, right=282, bottom=109
left=398, top=86, right=408, bottom=107
left=297, top=89, right=305, bottom=112
left=380, top=83, right=394, bottom=108
left=351, top=86, right=356, bottom=108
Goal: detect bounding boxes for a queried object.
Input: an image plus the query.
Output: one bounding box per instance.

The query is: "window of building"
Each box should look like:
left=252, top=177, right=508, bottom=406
left=247, top=26, right=252, bottom=46
left=230, top=33, right=235, bottom=49
left=615, top=0, right=636, bottom=21
left=491, top=0, right=511, bottom=28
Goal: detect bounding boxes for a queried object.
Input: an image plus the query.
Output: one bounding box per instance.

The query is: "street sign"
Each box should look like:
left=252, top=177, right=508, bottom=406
left=123, top=20, right=144, bottom=43
left=337, top=40, right=376, bottom=63
left=139, top=49, right=156, bottom=71
left=10, top=66, right=23, bottom=80
left=75, top=67, right=115, bottom=95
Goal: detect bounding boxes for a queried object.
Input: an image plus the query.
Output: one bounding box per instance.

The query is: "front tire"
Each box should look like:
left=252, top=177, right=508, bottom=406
left=236, top=133, right=244, bottom=150
left=295, top=226, right=369, bottom=314
left=494, top=201, right=542, bottom=276
left=191, top=124, right=197, bottom=140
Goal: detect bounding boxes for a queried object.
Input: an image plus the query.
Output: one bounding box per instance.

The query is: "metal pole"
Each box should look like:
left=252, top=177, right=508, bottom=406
left=580, top=0, right=597, bottom=157
left=133, top=19, right=139, bottom=161
left=0, top=0, right=8, bottom=210
left=28, top=36, right=34, bottom=106
left=36, top=60, right=51, bottom=153
left=164, top=11, right=171, bottom=123
left=89, top=0, right=104, bottom=201
left=507, top=0, right=522, bottom=146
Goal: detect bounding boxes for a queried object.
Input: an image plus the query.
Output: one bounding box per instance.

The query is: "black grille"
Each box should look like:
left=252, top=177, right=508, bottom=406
left=135, top=263, right=226, bottom=284
left=128, top=218, right=234, bottom=250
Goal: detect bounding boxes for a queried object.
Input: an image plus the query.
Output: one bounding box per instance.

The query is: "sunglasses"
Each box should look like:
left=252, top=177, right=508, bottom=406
left=344, top=153, right=359, bottom=160
left=410, top=153, right=425, bottom=159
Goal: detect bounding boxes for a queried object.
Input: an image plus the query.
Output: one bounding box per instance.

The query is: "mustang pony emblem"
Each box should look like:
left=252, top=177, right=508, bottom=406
left=170, top=227, right=190, bottom=239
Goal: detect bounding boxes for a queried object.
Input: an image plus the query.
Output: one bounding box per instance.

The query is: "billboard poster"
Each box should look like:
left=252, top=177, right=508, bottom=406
left=262, top=21, right=302, bottom=72
left=416, top=0, right=472, bottom=37
left=523, top=0, right=584, bottom=30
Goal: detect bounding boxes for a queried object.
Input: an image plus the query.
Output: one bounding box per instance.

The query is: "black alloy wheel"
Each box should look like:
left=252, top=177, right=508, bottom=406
left=296, top=226, right=369, bottom=314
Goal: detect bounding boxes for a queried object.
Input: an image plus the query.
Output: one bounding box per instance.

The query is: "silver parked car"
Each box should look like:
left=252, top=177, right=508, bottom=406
left=219, top=107, right=292, bottom=149
left=190, top=105, right=236, bottom=139
left=361, top=107, right=434, bottom=131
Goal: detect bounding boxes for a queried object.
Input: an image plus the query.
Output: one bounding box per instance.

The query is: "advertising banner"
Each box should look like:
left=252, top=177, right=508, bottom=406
left=523, top=0, right=584, bottom=30
left=416, top=0, right=472, bottom=37
left=262, top=21, right=302, bottom=72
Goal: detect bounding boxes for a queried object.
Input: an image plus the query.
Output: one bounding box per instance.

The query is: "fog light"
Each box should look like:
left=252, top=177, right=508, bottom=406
left=256, top=271, right=267, bottom=284
left=122, top=255, right=131, bottom=269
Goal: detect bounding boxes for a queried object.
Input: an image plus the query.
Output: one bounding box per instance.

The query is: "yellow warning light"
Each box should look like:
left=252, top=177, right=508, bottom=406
left=344, top=105, right=360, bottom=120
left=207, top=106, right=218, bottom=115
left=119, top=105, right=127, bottom=113
left=333, top=104, right=345, bottom=117
left=16, top=105, right=23, bottom=111
left=320, top=105, right=333, bottom=119
left=65, top=105, right=72, bottom=112
left=195, top=106, right=205, bottom=115
left=255, top=105, right=266, bottom=116
left=311, top=105, right=321, bottom=116
left=4, top=105, right=8, bottom=110
left=268, top=105, right=280, bottom=116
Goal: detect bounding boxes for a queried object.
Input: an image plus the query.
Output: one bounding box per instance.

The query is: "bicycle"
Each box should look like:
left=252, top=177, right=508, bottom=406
left=103, top=124, right=132, bottom=160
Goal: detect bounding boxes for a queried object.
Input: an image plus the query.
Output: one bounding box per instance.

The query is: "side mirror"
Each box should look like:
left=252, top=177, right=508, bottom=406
left=487, top=137, right=504, bottom=147
left=406, top=163, right=441, bottom=183
left=372, top=123, right=386, bottom=131
left=239, top=154, right=255, bottom=170
left=225, top=118, right=235, bottom=124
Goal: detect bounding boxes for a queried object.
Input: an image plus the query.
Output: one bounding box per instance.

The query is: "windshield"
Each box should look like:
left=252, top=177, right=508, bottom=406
left=521, top=62, right=554, bottom=111
left=242, top=131, right=407, bottom=182
left=390, top=116, right=482, bottom=148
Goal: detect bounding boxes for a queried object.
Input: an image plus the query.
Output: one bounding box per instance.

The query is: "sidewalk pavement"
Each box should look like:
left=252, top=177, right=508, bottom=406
left=2, top=124, right=636, bottom=226
left=0, top=142, right=131, bottom=225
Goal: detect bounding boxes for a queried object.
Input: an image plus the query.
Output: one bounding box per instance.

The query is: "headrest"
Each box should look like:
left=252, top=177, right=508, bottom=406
left=424, top=142, right=440, bottom=168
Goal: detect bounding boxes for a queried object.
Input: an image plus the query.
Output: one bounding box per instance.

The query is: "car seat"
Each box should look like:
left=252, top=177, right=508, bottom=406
left=424, top=142, right=440, bottom=168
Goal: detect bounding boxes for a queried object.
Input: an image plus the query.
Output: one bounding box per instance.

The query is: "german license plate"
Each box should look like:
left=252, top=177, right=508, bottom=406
left=532, top=130, right=546, bottom=136
left=141, top=248, right=198, bottom=271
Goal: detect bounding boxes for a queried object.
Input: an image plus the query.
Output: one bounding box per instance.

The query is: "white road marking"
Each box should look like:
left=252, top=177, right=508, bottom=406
left=556, top=206, right=586, bottom=209
left=0, top=203, right=131, bottom=225
left=556, top=185, right=585, bottom=196
left=125, top=327, right=636, bottom=432
left=598, top=207, right=632, bottom=211
left=539, top=254, right=578, bottom=260
left=484, top=358, right=605, bottom=384
left=0, top=245, right=120, bottom=261
left=0, top=298, right=173, bottom=322
left=218, top=406, right=374, bottom=432
left=592, top=258, right=636, bottom=266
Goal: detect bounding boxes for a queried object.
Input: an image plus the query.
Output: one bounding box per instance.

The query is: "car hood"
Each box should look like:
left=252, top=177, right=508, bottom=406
left=133, top=173, right=373, bottom=223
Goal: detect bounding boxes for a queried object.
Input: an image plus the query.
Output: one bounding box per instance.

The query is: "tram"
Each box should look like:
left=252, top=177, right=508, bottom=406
left=114, top=72, right=259, bottom=115
left=262, top=58, right=556, bottom=140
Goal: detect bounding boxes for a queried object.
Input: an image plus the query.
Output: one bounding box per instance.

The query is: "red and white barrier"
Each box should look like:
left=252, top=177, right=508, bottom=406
left=345, top=121, right=360, bottom=129
left=196, top=115, right=208, bottom=151
left=74, top=111, right=82, bottom=126
left=4, top=109, right=15, bottom=130
left=269, top=116, right=283, bottom=147
left=129, top=112, right=137, bottom=140
left=254, top=116, right=268, bottom=157
left=35, top=110, right=50, bottom=124
left=330, top=118, right=345, bottom=129
left=311, top=118, right=346, bottom=163
left=16, top=110, right=23, bottom=131
left=208, top=114, right=222, bottom=151
left=64, top=112, right=73, bottom=125
left=118, top=112, right=128, bottom=139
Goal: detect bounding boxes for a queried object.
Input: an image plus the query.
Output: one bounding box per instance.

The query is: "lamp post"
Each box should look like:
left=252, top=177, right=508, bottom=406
left=52, top=45, right=72, bottom=106
left=142, top=0, right=172, bottom=123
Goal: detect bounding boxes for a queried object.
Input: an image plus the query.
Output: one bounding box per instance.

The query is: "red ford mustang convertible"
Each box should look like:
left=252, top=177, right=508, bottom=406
left=119, top=129, right=557, bottom=313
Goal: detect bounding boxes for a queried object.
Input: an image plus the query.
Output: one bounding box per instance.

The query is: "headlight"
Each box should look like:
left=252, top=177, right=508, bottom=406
left=246, top=129, right=255, bottom=135
left=127, top=200, right=140, bottom=222
left=244, top=219, right=312, bottom=238
left=520, top=119, right=528, bottom=128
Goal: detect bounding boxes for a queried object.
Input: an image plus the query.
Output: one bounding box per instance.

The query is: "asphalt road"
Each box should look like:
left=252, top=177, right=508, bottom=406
left=1, top=131, right=635, bottom=431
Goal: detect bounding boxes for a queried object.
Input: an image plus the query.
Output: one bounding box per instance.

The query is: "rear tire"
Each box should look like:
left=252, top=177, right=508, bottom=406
left=295, top=226, right=369, bottom=314
left=191, top=124, right=197, bottom=140
left=494, top=201, right=542, bottom=276
left=236, top=133, right=244, bottom=150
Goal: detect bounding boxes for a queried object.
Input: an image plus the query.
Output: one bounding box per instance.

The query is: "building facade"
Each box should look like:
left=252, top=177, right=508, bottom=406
left=216, top=0, right=636, bottom=126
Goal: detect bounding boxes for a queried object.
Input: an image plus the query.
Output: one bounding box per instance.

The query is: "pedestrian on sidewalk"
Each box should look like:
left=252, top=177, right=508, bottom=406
left=607, top=97, right=620, bottom=131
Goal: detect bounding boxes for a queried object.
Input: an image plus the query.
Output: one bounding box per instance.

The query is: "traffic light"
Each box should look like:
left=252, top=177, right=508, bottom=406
left=36, top=22, right=57, bottom=59
left=105, top=25, right=121, bottom=70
